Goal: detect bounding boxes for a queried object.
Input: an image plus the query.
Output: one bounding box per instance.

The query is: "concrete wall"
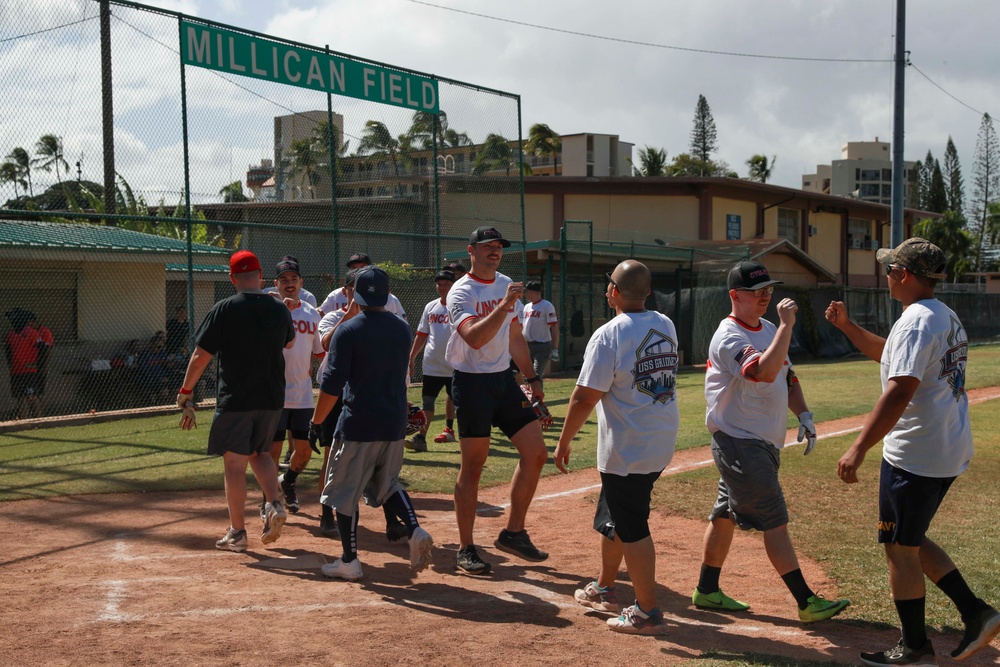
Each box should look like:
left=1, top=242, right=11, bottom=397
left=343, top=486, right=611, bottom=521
left=712, top=197, right=758, bottom=240
left=809, top=211, right=842, bottom=273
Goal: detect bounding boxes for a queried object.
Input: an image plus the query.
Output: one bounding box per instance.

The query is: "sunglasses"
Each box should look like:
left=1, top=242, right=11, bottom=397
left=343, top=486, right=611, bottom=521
left=605, top=272, right=617, bottom=290
left=736, top=285, right=775, bottom=297
left=884, top=263, right=906, bottom=276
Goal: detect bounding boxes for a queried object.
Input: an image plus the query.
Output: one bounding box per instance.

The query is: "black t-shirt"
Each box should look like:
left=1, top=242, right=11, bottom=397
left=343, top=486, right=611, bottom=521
left=195, top=291, right=295, bottom=411
left=165, top=318, right=187, bottom=355
left=319, top=310, right=411, bottom=441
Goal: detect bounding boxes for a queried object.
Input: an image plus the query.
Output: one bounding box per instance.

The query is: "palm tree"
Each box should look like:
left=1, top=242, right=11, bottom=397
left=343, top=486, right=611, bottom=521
left=629, top=146, right=668, bottom=177
left=359, top=120, right=403, bottom=193
left=525, top=123, right=562, bottom=175
left=5, top=147, right=33, bottom=196
left=0, top=161, right=27, bottom=199
left=442, top=128, right=473, bottom=148
left=746, top=154, right=776, bottom=183
left=219, top=181, right=248, bottom=203
left=33, top=134, right=69, bottom=184
left=290, top=137, right=321, bottom=199
left=472, top=133, right=519, bottom=176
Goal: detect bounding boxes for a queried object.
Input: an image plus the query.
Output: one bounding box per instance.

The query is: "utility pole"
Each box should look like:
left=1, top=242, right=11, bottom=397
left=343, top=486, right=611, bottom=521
left=100, top=0, right=116, bottom=222
left=890, top=0, right=906, bottom=251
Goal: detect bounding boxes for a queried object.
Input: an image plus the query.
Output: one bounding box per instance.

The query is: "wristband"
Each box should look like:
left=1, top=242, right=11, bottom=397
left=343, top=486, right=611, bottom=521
left=178, top=387, right=192, bottom=395
left=524, top=376, right=540, bottom=384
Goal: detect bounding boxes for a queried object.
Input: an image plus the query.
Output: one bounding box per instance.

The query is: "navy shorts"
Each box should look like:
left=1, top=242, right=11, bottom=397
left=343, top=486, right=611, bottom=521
left=878, top=458, right=956, bottom=546
left=421, top=375, right=452, bottom=411
left=593, top=470, right=662, bottom=543
left=452, top=369, right=537, bottom=439
left=208, top=409, right=281, bottom=457
left=708, top=431, right=789, bottom=532
left=273, top=407, right=313, bottom=441
left=319, top=400, right=344, bottom=449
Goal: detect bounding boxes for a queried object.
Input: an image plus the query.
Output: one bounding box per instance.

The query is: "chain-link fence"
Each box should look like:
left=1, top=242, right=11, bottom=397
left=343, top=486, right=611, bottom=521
left=1, top=1, right=524, bottom=424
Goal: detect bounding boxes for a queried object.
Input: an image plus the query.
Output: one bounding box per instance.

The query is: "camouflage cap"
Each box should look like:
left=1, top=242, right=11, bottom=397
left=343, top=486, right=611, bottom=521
left=876, top=237, right=947, bottom=280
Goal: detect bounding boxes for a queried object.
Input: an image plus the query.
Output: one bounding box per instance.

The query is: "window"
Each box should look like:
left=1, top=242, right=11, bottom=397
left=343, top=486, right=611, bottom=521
left=848, top=218, right=871, bottom=241
left=859, top=183, right=880, bottom=198
left=881, top=184, right=892, bottom=198
left=882, top=168, right=892, bottom=181
left=860, top=169, right=881, bottom=181
left=777, top=208, right=800, bottom=245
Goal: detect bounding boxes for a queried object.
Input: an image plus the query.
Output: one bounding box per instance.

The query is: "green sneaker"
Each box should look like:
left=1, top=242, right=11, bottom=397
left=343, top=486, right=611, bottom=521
left=799, top=594, right=850, bottom=623
left=692, top=588, right=750, bottom=612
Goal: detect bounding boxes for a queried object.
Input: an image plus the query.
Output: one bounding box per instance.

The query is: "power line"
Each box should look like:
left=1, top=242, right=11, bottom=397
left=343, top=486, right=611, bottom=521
left=909, top=62, right=985, bottom=117
left=403, top=0, right=892, bottom=63
left=0, top=15, right=98, bottom=44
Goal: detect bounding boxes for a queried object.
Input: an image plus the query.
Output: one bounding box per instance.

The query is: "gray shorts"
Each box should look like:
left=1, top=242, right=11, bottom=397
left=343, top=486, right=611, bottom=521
left=207, top=409, right=282, bottom=457
left=708, top=431, right=788, bottom=532
left=319, top=438, right=405, bottom=514
left=527, top=341, right=552, bottom=378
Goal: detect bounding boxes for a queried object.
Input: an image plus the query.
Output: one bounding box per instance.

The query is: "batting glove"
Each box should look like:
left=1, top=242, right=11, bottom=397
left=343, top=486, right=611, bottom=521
left=177, top=391, right=197, bottom=430
left=550, top=349, right=559, bottom=362
left=797, top=411, right=816, bottom=455
left=308, top=422, right=321, bottom=454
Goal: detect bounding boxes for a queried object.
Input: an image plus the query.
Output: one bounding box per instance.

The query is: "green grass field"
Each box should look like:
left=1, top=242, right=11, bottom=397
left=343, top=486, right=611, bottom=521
left=2, top=344, right=999, bottom=665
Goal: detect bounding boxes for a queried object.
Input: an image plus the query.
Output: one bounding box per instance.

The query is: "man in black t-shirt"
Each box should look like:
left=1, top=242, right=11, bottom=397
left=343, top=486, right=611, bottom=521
left=177, top=250, right=296, bottom=553
left=311, top=267, right=434, bottom=580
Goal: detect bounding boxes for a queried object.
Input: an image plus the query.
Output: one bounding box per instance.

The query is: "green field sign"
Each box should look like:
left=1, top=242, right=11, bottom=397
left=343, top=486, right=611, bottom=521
left=180, top=20, right=440, bottom=113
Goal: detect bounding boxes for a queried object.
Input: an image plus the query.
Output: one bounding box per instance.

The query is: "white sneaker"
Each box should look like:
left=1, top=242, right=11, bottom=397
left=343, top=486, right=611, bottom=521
left=261, top=501, right=287, bottom=545
left=321, top=557, right=364, bottom=581
left=408, top=526, right=434, bottom=573
left=215, top=527, right=248, bottom=553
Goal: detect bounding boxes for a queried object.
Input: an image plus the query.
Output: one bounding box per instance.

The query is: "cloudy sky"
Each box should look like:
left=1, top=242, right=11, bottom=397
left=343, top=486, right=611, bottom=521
left=2, top=0, right=998, bottom=202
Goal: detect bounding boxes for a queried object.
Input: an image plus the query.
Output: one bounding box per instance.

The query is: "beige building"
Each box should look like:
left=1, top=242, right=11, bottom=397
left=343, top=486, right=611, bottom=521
left=527, top=132, right=633, bottom=177
left=802, top=138, right=917, bottom=207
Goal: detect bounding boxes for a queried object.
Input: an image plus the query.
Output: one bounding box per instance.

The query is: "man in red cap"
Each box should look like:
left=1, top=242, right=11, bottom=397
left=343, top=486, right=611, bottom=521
left=176, top=250, right=296, bottom=552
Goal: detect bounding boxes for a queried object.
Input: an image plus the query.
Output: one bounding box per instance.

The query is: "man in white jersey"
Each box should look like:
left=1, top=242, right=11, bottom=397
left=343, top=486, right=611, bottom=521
left=319, top=252, right=406, bottom=319
left=407, top=269, right=457, bottom=452
left=522, top=280, right=559, bottom=387
left=263, top=257, right=325, bottom=514
left=554, top=260, right=678, bottom=635
left=827, top=238, right=999, bottom=666
left=262, top=256, right=317, bottom=307
left=446, top=226, right=548, bottom=575
left=695, top=260, right=849, bottom=624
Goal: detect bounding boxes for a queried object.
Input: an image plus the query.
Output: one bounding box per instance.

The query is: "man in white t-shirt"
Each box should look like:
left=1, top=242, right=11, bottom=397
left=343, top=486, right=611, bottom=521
left=266, top=257, right=325, bottom=514
left=445, top=226, right=548, bottom=575
left=828, top=238, right=999, bottom=666
left=695, top=260, right=849, bottom=625
left=522, top=280, right=559, bottom=386
left=554, top=260, right=678, bottom=635
left=263, top=255, right=317, bottom=308
left=407, top=270, right=457, bottom=452
left=319, top=252, right=406, bottom=320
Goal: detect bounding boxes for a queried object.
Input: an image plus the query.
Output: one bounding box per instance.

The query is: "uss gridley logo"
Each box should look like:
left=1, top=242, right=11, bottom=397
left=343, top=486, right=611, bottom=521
left=939, top=315, right=968, bottom=401
left=631, top=329, right=679, bottom=403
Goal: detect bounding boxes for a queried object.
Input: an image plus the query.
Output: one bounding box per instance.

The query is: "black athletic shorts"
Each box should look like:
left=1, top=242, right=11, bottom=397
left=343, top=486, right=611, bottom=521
left=421, top=375, right=453, bottom=411
left=878, top=458, right=956, bottom=547
left=593, top=470, right=662, bottom=543
left=452, top=369, right=536, bottom=439
left=9, top=373, right=42, bottom=398
left=208, top=409, right=281, bottom=457
left=273, top=407, right=312, bottom=441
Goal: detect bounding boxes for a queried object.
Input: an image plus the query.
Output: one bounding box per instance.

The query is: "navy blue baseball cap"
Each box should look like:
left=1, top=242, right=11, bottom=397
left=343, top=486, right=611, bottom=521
left=353, top=267, right=390, bottom=307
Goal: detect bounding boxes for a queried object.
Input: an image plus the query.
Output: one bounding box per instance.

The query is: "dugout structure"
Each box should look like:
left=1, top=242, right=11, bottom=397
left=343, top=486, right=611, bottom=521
left=0, top=1, right=526, bottom=422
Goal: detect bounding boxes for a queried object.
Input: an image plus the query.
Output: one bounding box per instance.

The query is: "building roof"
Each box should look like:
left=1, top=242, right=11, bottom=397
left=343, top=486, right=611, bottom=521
left=680, top=238, right=838, bottom=282
left=0, top=220, right=229, bottom=255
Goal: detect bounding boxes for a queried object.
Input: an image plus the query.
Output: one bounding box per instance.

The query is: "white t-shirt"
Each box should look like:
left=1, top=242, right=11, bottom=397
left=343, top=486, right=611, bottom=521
left=416, top=298, right=453, bottom=378
left=523, top=298, right=558, bottom=343
left=578, top=311, right=680, bottom=475
left=445, top=272, right=524, bottom=374
left=881, top=298, right=973, bottom=478
left=282, top=301, right=325, bottom=409
left=264, top=286, right=317, bottom=308
left=705, top=316, right=793, bottom=449
left=316, top=307, right=348, bottom=384
left=320, top=287, right=406, bottom=319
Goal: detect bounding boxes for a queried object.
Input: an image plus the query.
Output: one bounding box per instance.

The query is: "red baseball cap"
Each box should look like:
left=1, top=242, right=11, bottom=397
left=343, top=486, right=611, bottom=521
left=230, top=250, right=261, bottom=274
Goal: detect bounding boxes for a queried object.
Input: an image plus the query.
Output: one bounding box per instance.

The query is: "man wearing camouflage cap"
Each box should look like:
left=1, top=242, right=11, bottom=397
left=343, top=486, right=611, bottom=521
left=826, top=238, right=1000, bottom=665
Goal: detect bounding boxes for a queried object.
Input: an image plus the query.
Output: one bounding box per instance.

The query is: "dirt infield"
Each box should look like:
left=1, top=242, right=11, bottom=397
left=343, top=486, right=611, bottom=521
left=4, top=389, right=1000, bottom=667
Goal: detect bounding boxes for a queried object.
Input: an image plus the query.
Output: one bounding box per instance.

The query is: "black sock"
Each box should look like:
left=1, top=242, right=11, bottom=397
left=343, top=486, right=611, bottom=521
left=321, top=504, right=333, bottom=520
left=895, top=597, right=927, bottom=649
left=336, top=511, right=358, bottom=563
left=781, top=569, right=815, bottom=609
left=385, top=490, right=419, bottom=537
left=284, top=469, right=299, bottom=484
left=382, top=504, right=400, bottom=525
left=697, top=564, right=722, bottom=595
left=446, top=418, right=454, bottom=429
left=935, top=569, right=980, bottom=620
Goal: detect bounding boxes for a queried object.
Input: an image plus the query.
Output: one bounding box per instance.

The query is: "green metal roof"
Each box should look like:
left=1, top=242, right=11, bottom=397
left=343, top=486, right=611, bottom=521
left=0, top=220, right=229, bottom=255
left=166, top=263, right=230, bottom=273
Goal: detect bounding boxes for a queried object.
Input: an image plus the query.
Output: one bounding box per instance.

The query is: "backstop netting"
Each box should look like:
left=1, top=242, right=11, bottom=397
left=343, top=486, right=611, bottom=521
left=0, top=1, right=523, bottom=425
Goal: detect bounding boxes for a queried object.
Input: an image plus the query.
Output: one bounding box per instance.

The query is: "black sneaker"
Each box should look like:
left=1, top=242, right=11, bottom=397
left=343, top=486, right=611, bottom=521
left=494, top=529, right=549, bottom=562
left=279, top=473, right=299, bottom=513
left=456, top=545, right=492, bottom=575
left=279, top=448, right=292, bottom=471
left=319, top=510, right=339, bottom=538
left=385, top=518, right=409, bottom=542
left=952, top=604, right=1000, bottom=660
left=860, top=638, right=938, bottom=666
